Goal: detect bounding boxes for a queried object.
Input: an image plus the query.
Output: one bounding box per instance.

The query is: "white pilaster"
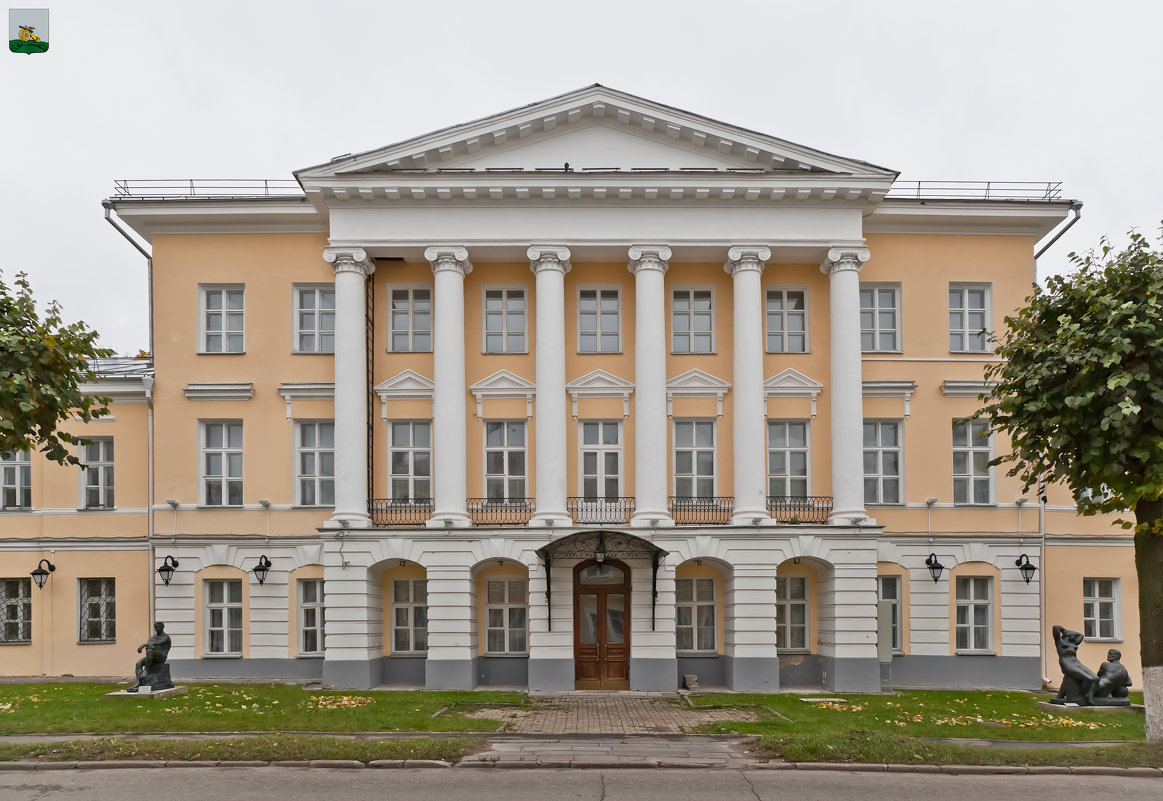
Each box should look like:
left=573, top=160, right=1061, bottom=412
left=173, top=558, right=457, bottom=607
left=322, top=247, right=375, bottom=528
left=425, top=247, right=473, bottom=528
left=725, top=247, right=776, bottom=526
left=628, top=246, right=674, bottom=527
left=529, top=246, right=573, bottom=527
left=821, top=247, right=872, bottom=524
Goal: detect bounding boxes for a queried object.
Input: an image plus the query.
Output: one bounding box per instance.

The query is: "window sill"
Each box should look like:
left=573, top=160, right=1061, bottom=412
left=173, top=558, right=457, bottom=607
left=196, top=505, right=247, bottom=510
left=0, top=509, right=33, bottom=513
left=1086, top=637, right=1123, bottom=644
left=79, top=507, right=117, bottom=512
left=78, top=640, right=116, bottom=645
left=196, top=351, right=246, bottom=356
left=201, top=653, right=243, bottom=659
left=766, top=350, right=812, bottom=356
left=578, top=351, right=624, bottom=356
left=482, top=652, right=530, bottom=658
left=386, top=349, right=433, bottom=355
left=292, top=350, right=336, bottom=356
left=952, top=503, right=997, bottom=508
left=482, top=351, right=530, bottom=356
left=388, top=653, right=427, bottom=658
left=861, top=350, right=903, bottom=355
left=293, top=505, right=335, bottom=510
left=670, top=352, right=718, bottom=356
left=949, top=350, right=994, bottom=356
left=677, top=651, right=719, bottom=657
left=955, top=650, right=996, bottom=656
left=0, top=641, right=32, bottom=646
left=296, top=653, right=325, bottom=659
left=777, top=649, right=811, bottom=655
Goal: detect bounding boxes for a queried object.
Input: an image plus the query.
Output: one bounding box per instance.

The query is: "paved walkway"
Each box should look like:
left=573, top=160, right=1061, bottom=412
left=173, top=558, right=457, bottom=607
left=460, top=735, right=758, bottom=768
left=464, top=695, right=755, bottom=734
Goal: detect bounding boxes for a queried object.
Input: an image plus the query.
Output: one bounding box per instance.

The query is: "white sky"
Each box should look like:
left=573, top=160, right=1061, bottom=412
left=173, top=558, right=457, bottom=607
left=3, top=0, right=1160, bottom=354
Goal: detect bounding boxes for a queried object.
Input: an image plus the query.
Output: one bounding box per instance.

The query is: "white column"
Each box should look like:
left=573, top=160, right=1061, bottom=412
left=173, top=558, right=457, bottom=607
left=424, top=247, right=473, bottom=528
left=725, top=246, right=776, bottom=526
left=322, top=247, right=375, bottom=528
left=821, top=247, right=872, bottom=524
left=529, top=246, right=573, bottom=527
left=628, top=246, right=674, bottom=527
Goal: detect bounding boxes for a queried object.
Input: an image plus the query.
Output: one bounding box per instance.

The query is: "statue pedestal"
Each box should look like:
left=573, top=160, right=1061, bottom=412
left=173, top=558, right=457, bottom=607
left=105, top=685, right=187, bottom=700
left=1036, top=700, right=1144, bottom=716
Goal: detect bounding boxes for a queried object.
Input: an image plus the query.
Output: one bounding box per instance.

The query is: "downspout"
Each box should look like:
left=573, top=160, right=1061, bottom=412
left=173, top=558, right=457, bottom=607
left=1039, top=481, right=1049, bottom=687
left=1034, top=201, right=1083, bottom=261
left=102, top=201, right=153, bottom=357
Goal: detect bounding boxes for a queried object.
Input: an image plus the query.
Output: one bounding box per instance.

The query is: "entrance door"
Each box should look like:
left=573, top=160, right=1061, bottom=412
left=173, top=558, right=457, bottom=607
left=574, top=560, right=630, bottom=689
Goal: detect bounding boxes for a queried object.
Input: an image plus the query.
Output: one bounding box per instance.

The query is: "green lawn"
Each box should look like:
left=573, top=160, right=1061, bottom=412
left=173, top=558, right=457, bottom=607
left=0, top=683, right=524, bottom=734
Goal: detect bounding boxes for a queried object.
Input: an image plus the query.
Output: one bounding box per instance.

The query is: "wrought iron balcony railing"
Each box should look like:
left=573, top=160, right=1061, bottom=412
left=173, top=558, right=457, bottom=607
left=766, top=496, right=833, bottom=524
left=369, top=498, right=434, bottom=527
left=566, top=496, right=635, bottom=525
left=466, top=498, right=536, bottom=527
left=668, top=496, right=734, bottom=526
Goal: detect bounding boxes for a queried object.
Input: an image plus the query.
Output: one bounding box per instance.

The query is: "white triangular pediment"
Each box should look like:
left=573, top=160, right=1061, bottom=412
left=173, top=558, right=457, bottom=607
left=375, top=369, right=434, bottom=396
left=667, top=368, right=731, bottom=392
left=764, top=368, right=823, bottom=395
left=566, top=369, right=635, bottom=392
left=470, top=369, right=536, bottom=393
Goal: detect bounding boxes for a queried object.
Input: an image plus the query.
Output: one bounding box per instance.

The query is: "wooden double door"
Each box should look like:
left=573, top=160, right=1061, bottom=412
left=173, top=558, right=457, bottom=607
left=574, top=559, right=630, bottom=689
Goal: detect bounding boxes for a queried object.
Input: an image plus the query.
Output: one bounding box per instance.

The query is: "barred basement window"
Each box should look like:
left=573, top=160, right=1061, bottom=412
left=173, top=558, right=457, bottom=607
left=79, top=578, right=116, bottom=642
left=1, top=578, right=31, bottom=644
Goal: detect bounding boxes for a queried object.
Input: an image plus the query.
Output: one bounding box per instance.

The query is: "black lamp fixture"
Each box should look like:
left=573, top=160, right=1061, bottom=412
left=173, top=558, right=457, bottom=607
left=594, top=532, right=607, bottom=564
left=252, top=555, right=272, bottom=586
left=1015, top=553, right=1038, bottom=585
left=924, top=553, right=946, bottom=583
left=30, top=559, right=55, bottom=589
left=157, top=555, right=180, bottom=585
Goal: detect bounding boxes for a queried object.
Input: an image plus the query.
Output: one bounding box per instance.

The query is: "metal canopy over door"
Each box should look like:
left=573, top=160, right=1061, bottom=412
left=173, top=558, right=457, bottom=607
left=574, top=559, right=630, bottom=690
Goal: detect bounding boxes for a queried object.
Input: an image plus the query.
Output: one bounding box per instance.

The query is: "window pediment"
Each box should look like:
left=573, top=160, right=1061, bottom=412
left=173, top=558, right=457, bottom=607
left=375, top=370, right=433, bottom=420
left=469, top=370, right=535, bottom=418
left=565, top=369, right=634, bottom=418
left=666, top=369, right=730, bottom=417
left=763, top=369, right=823, bottom=418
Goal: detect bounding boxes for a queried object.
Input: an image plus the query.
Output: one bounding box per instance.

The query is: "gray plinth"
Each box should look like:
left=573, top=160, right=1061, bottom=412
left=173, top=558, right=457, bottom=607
left=105, top=686, right=188, bottom=700
left=1036, top=700, right=1144, bottom=715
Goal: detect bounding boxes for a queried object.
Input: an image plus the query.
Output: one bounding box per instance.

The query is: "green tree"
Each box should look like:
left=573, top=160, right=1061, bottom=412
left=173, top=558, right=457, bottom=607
left=0, top=271, right=113, bottom=464
left=972, top=228, right=1163, bottom=742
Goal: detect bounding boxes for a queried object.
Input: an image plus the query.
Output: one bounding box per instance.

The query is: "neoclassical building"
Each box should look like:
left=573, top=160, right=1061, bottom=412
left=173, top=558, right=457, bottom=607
left=2, top=86, right=1138, bottom=692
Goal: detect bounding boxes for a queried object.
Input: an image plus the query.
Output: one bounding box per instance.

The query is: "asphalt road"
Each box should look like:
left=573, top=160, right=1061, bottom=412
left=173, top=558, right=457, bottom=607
left=1, top=768, right=1160, bottom=801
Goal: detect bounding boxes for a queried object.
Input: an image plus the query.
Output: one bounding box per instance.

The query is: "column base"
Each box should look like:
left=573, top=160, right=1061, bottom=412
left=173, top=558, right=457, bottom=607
left=425, top=512, right=473, bottom=529
left=530, top=511, right=574, bottom=528
left=630, top=512, right=675, bottom=529
left=324, top=512, right=372, bottom=529
left=730, top=509, right=779, bottom=527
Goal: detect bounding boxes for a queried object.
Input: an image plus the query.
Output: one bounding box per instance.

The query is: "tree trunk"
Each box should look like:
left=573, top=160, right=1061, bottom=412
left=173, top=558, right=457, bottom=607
left=1134, top=498, right=1163, bottom=743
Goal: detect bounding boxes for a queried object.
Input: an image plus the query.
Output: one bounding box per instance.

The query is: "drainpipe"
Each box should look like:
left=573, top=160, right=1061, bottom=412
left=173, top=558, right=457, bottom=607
left=102, top=201, right=153, bottom=357
left=1034, top=201, right=1083, bottom=261
left=1039, top=480, right=1049, bottom=687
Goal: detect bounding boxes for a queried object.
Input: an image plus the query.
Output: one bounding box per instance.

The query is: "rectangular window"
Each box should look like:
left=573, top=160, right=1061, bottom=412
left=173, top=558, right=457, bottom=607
left=1, top=451, right=32, bottom=510
left=389, top=287, right=432, bottom=353
left=775, top=576, right=808, bottom=651
left=672, top=288, right=714, bottom=353
left=1083, top=578, right=1119, bottom=640
left=674, top=420, right=715, bottom=498
left=392, top=579, right=428, bottom=653
left=79, top=578, right=116, bottom=643
left=294, top=286, right=335, bottom=353
left=955, top=576, right=992, bottom=652
left=202, top=421, right=243, bottom=506
left=0, top=578, right=32, bottom=644
left=860, top=285, right=900, bottom=351
left=80, top=438, right=115, bottom=509
left=877, top=575, right=902, bottom=652
left=949, top=284, right=991, bottom=352
left=201, top=286, right=245, bottom=353
left=579, top=421, right=622, bottom=499
left=767, top=421, right=809, bottom=498
left=578, top=288, right=621, bottom=353
left=765, top=288, right=808, bottom=353
left=390, top=421, right=432, bottom=501
left=483, top=288, right=526, bottom=353
left=485, top=579, right=528, bottom=654
left=299, top=578, right=326, bottom=655
left=953, top=420, right=992, bottom=504
left=484, top=421, right=526, bottom=500
left=205, top=579, right=243, bottom=655
left=863, top=421, right=902, bottom=504
left=675, top=578, right=716, bottom=652
left=296, top=421, right=335, bottom=507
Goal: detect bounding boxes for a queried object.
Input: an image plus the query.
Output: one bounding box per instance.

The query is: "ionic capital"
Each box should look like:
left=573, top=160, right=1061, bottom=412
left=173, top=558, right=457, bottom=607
left=323, top=247, right=375, bottom=277
left=821, top=247, right=871, bottom=276
left=724, top=246, right=771, bottom=276
left=528, top=246, right=572, bottom=275
left=424, top=246, right=474, bottom=276
left=627, top=245, right=672, bottom=275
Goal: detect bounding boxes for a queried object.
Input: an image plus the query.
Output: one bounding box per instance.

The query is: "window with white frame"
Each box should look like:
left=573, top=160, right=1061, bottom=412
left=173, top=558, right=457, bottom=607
left=579, top=421, right=621, bottom=499
left=765, top=288, right=808, bottom=353
left=775, top=576, right=808, bottom=650
left=877, top=575, right=902, bottom=652
left=484, top=421, right=526, bottom=500
left=860, top=285, right=900, bottom=351
left=392, top=579, right=428, bottom=652
left=671, top=288, right=714, bottom=353
left=205, top=579, right=243, bottom=655
left=390, top=421, right=432, bottom=501
left=1083, top=578, right=1119, bottom=640
left=674, top=420, right=715, bottom=498
left=483, top=288, right=526, bottom=353
left=389, top=287, right=432, bottom=352
left=955, top=576, right=992, bottom=652
left=0, top=578, right=32, bottom=644
left=767, top=421, right=809, bottom=498
left=485, top=578, right=528, bottom=654
left=676, top=577, right=716, bottom=652
left=296, top=421, right=334, bottom=507
left=863, top=421, right=902, bottom=504
left=578, top=288, right=620, bottom=353
left=294, top=286, right=335, bottom=353
left=200, top=286, right=245, bottom=353
left=952, top=420, right=992, bottom=504
left=1, top=451, right=32, bottom=510
left=299, top=578, right=325, bottom=654
left=949, top=284, right=991, bottom=352
left=79, top=578, right=116, bottom=643
left=80, top=438, right=115, bottom=509
left=201, top=421, right=243, bottom=506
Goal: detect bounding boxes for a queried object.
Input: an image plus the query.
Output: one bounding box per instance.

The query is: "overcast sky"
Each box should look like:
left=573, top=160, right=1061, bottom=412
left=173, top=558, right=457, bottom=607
left=4, top=0, right=1160, bottom=354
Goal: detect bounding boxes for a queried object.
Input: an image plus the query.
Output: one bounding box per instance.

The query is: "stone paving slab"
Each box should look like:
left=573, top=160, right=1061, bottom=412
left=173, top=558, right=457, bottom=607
left=456, top=736, right=758, bottom=768
left=464, top=696, right=755, bottom=734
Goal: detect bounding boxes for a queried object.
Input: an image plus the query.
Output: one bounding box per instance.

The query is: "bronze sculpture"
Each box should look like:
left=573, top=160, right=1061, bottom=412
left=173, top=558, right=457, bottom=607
left=128, top=621, right=174, bottom=692
left=1048, top=624, right=1132, bottom=706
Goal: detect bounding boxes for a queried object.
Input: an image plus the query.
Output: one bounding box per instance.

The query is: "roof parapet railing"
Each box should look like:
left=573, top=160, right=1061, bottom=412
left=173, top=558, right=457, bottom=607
left=887, top=180, right=1063, bottom=201
left=112, top=179, right=304, bottom=198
